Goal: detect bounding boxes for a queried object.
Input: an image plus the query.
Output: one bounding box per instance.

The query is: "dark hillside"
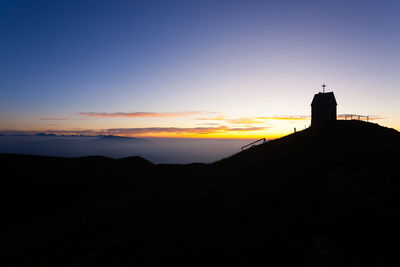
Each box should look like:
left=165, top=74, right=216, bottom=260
left=4, top=121, right=400, bottom=266
left=81, top=121, right=400, bottom=266
left=3, top=155, right=211, bottom=266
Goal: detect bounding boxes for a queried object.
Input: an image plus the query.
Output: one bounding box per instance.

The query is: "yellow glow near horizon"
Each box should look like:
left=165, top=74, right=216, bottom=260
left=2, top=114, right=397, bottom=140
left=117, top=131, right=283, bottom=139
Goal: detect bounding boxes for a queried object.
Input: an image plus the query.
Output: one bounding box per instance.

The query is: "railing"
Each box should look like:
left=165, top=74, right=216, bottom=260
left=241, top=138, right=267, bottom=151
left=342, top=114, right=370, bottom=122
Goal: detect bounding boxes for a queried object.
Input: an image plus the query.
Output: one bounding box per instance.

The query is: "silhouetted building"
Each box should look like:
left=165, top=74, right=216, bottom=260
left=311, top=90, right=337, bottom=127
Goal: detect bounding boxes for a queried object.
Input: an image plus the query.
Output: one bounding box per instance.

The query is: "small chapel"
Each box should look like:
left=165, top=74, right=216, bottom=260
left=311, top=84, right=337, bottom=127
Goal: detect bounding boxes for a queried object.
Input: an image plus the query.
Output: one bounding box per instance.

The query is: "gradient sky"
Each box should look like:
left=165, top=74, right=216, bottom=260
left=1, top=0, right=399, bottom=138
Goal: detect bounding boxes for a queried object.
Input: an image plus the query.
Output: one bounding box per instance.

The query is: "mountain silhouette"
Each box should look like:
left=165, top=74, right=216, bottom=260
left=4, top=120, right=400, bottom=266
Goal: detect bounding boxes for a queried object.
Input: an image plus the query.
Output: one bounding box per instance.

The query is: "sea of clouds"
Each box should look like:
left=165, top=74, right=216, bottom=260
left=0, top=136, right=256, bottom=164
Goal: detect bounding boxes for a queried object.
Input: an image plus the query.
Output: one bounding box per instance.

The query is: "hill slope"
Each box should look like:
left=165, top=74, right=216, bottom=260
left=4, top=121, right=400, bottom=266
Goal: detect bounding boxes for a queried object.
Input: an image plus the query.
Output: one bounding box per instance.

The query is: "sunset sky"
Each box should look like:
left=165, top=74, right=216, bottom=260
left=1, top=0, right=399, bottom=139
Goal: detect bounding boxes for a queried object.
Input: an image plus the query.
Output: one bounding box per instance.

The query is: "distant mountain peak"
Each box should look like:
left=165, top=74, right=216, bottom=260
left=98, top=135, right=142, bottom=140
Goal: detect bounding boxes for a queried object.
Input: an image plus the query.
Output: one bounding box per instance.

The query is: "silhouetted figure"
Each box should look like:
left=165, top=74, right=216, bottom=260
left=311, top=84, right=337, bottom=127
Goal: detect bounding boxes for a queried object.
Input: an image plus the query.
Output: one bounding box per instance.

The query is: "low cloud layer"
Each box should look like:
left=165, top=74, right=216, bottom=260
left=229, top=127, right=267, bottom=131
left=197, top=115, right=310, bottom=124
left=256, top=116, right=310, bottom=121
left=0, top=136, right=255, bottom=163
left=77, top=111, right=204, bottom=118
left=40, top=118, right=69, bottom=121
left=0, top=125, right=267, bottom=137
left=197, top=114, right=383, bottom=125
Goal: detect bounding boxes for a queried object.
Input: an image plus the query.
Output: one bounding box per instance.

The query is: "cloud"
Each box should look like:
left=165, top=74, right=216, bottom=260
left=99, top=126, right=266, bottom=135
left=196, top=115, right=226, bottom=121
left=40, top=118, right=69, bottom=120
left=255, top=116, right=310, bottom=121
left=77, top=111, right=204, bottom=118
left=197, top=116, right=264, bottom=125
left=226, top=118, right=265, bottom=124
left=229, top=127, right=267, bottom=131
left=197, top=114, right=384, bottom=123
left=0, top=126, right=267, bottom=137
left=197, top=114, right=383, bottom=124
left=197, top=122, right=223, bottom=126
left=76, top=112, right=383, bottom=122
left=105, top=126, right=230, bottom=135
left=197, top=115, right=310, bottom=124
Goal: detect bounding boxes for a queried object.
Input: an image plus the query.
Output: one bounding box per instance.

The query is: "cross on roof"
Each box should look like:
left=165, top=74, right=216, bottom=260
left=322, top=83, right=327, bottom=93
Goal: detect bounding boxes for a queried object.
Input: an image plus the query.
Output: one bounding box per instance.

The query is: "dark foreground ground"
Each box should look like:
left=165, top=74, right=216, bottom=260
left=3, top=121, right=400, bottom=266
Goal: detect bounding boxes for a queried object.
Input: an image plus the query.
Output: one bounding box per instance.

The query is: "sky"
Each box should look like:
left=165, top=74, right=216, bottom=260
left=1, top=0, right=399, bottom=139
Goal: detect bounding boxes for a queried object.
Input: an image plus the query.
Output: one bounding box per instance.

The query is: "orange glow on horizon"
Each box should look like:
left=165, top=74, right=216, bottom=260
left=0, top=128, right=289, bottom=139
left=5, top=114, right=396, bottom=140
left=108, top=130, right=288, bottom=139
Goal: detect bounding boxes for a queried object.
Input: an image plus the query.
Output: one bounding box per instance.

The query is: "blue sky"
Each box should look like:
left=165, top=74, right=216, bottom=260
left=1, top=0, right=399, bottom=138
